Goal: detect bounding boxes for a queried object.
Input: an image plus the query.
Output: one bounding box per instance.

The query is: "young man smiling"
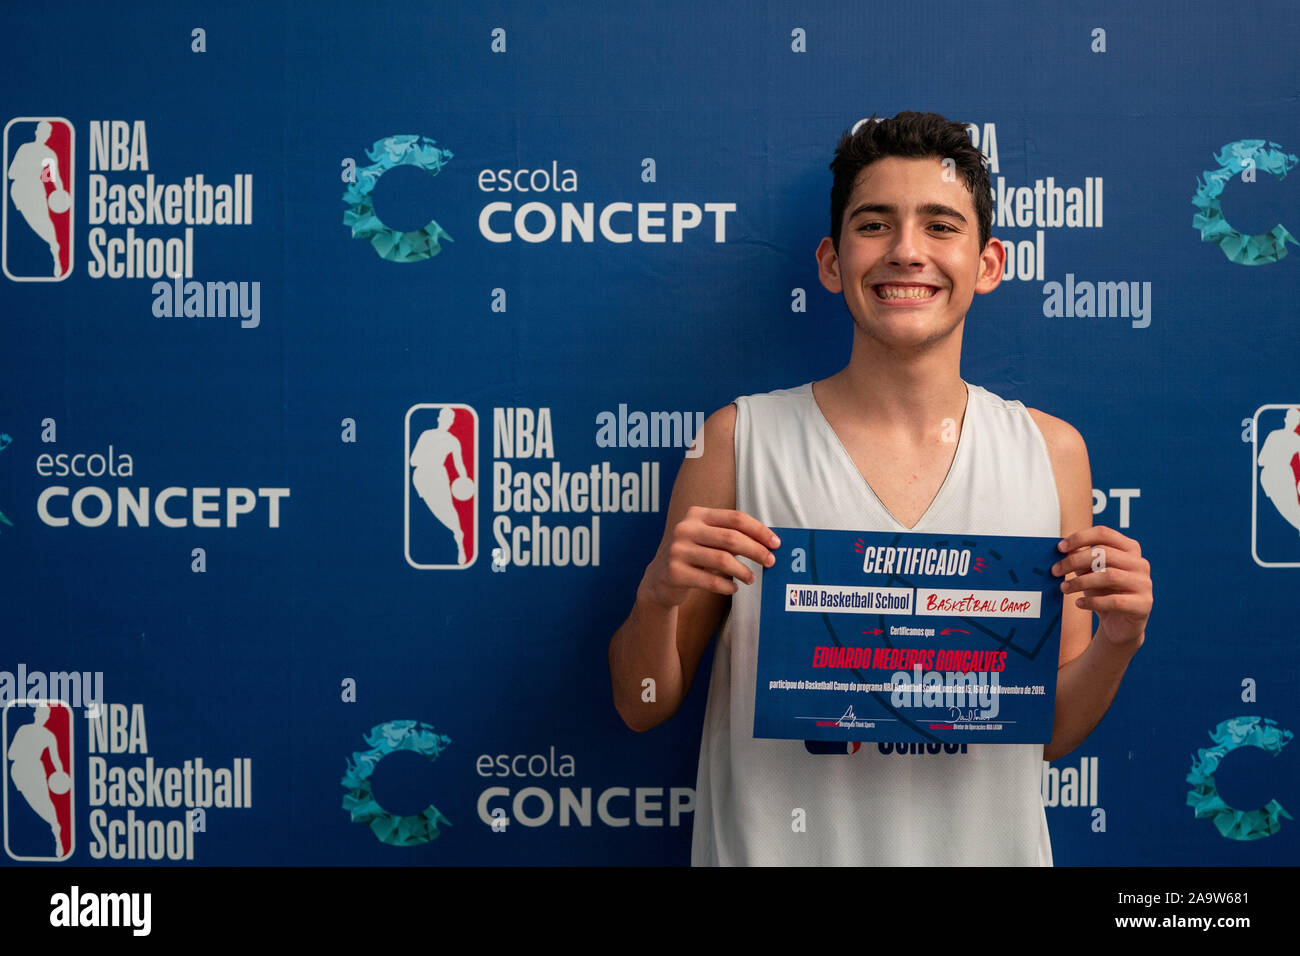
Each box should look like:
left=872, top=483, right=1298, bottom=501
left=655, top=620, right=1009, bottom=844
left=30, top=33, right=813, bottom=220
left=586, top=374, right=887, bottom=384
left=608, top=112, right=1153, bottom=866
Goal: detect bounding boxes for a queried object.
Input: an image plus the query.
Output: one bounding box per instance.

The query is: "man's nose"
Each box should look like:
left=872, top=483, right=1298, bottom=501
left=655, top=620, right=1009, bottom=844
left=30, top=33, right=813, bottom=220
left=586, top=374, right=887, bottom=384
left=887, top=220, right=924, bottom=264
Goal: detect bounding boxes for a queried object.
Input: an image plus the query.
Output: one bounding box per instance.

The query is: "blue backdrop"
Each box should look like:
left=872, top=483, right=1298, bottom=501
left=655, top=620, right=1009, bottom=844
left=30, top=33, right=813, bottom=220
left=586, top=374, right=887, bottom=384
left=2, top=0, right=1297, bottom=866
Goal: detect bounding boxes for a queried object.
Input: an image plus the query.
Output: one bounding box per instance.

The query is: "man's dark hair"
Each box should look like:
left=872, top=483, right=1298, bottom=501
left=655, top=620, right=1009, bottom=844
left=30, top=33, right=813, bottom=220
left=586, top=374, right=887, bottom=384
left=829, top=111, right=992, bottom=252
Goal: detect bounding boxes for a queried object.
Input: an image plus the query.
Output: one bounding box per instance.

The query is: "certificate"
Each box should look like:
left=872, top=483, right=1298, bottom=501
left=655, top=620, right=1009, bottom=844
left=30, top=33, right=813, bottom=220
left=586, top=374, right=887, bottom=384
left=753, top=527, right=1064, bottom=745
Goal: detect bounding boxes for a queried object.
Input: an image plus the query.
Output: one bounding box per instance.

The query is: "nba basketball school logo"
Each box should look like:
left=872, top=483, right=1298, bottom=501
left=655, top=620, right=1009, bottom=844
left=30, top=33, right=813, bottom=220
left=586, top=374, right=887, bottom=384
left=3, top=117, right=74, bottom=281
left=1253, top=404, right=1300, bottom=567
left=405, top=404, right=478, bottom=569
left=3, top=700, right=74, bottom=861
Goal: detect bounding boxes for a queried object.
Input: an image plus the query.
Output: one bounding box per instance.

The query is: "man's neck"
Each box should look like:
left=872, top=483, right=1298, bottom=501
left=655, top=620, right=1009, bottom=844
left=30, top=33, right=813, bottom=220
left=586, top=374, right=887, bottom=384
left=815, top=330, right=967, bottom=442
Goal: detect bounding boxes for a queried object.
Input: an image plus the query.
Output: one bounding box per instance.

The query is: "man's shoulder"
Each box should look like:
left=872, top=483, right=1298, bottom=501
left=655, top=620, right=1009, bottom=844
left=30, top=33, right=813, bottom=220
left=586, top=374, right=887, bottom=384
left=1021, top=406, right=1091, bottom=510
left=732, top=381, right=814, bottom=404
left=965, top=383, right=1087, bottom=458
left=1023, top=406, right=1088, bottom=462
left=964, top=382, right=1090, bottom=492
left=696, top=383, right=814, bottom=458
left=704, top=382, right=813, bottom=425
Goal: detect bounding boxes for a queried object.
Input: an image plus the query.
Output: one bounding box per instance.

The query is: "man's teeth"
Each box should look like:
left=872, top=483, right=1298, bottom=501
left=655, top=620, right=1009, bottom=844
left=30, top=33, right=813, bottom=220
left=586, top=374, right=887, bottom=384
left=876, top=285, right=937, bottom=300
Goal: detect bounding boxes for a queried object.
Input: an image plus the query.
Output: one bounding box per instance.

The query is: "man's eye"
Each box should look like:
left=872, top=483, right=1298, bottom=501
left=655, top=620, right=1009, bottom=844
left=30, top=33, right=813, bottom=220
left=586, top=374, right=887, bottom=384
left=930, top=223, right=957, bottom=233
left=857, top=222, right=885, bottom=232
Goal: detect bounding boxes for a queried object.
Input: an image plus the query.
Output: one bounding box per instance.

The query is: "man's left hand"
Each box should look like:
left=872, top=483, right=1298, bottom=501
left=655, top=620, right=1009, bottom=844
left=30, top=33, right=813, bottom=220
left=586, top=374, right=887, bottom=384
left=1053, top=526, right=1152, bottom=651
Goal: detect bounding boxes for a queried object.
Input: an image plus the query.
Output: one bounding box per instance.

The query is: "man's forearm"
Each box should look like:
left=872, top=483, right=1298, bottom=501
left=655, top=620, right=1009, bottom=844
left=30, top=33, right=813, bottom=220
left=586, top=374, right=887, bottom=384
left=1044, top=630, right=1143, bottom=762
left=608, top=595, right=688, bottom=732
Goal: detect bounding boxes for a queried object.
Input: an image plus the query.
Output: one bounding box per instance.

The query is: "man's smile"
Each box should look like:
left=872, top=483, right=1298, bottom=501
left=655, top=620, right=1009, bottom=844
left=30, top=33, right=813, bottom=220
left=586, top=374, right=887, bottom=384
left=871, top=283, right=940, bottom=301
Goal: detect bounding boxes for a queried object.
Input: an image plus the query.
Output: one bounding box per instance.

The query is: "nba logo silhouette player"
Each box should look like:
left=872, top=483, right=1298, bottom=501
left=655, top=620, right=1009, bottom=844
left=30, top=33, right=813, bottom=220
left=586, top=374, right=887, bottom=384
left=6, top=703, right=72, bottom=859
left=6, top=120, right=71, bottom=278
left=1258, top=407, right=1300, bottom=536
left=405, top=403, right=478, bottom=567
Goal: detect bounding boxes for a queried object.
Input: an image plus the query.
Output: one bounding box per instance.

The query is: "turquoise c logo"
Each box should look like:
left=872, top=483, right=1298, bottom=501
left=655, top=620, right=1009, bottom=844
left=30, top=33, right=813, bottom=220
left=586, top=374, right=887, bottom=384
left=341, top=719, right=452, bottom=846
left=1192, top=140, right=1298, bottom=265
left=1186, top=716, right=1292, bottom=840
left=342, top=135, right=454, bottom=263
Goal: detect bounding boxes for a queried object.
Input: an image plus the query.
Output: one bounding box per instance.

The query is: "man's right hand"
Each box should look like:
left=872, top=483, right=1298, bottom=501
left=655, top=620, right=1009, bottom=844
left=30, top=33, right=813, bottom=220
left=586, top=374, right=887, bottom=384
left=637, top=506, right=781, bottom=609
left=610, top=404, right=773, bottom=732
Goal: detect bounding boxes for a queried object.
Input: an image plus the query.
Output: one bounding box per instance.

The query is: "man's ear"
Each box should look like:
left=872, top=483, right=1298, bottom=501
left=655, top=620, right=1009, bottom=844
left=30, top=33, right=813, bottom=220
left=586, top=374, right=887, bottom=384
left=974, top=236, right=1006, bottom=295
left=816, top=236, right=842, bottom=294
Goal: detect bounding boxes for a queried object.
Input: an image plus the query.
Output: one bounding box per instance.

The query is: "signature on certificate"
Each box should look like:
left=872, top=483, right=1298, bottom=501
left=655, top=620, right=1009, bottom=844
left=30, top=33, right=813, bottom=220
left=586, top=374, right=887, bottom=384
left=947, top=706, right=994, bottom=722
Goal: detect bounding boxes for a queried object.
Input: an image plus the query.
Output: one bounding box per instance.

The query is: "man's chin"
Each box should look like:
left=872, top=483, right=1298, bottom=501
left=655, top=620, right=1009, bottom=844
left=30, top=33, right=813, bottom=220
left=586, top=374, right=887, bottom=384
left=850, top=317, right=965, bottom=353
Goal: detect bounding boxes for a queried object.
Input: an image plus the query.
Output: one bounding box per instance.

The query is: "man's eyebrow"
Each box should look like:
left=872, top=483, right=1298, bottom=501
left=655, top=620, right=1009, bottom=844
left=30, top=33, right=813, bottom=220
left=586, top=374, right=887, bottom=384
left=918, top=202, right=968, bottom=223
left=847, top=202, right=969, bottom=223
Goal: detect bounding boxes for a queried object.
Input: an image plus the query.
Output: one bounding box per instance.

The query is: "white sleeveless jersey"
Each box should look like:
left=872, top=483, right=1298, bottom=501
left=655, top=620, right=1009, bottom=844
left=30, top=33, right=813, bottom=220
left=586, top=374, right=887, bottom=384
left=690, top=381, right=1060, bottom=866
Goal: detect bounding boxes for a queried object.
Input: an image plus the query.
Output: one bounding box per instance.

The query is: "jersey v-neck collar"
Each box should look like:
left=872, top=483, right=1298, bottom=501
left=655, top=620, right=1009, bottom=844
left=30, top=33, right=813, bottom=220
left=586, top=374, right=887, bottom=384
left=803, top=379, right=973, bottom=532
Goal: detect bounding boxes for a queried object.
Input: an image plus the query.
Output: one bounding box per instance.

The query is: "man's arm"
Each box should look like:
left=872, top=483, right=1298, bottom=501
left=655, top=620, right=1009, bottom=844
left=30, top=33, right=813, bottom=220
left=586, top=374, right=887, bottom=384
left=608, top=404, right=778, bottom=732
left=1030, top=409, right=1153, bottom=762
